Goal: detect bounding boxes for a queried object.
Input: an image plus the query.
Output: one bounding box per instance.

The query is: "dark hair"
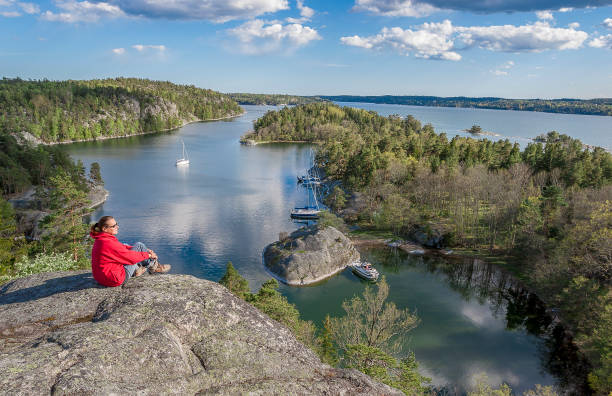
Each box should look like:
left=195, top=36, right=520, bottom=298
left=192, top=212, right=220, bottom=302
left=91, top=216, right=114, bottom=234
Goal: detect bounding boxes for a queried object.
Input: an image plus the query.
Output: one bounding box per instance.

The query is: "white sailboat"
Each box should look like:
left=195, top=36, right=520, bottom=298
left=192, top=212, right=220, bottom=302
left=175, top=140, right=190, bottom=166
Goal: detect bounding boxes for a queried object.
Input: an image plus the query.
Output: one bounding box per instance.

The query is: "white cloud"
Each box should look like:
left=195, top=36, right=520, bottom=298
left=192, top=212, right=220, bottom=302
left=589, top=34, right=612, bottom=49
left=341, top=20, right=461, bottom=61
left=112, top=47, right=125, bottom=55
left=286, top=0, right=314, bottom=23
left=0, top=0, right=38, bottom=16
left=351, top=1, right=605, bottom=15
left=457, top=21, right=587, bottom=52
left=568, top=22, right=580, bottom=29
left=132, top=44, right=166, bottom=52
left=342, top=20, right=587, bottom=61
left=108, top=0, right=289, bottom=23
left=227, top=19, right=320, bottom=54
left=41, top=1, right=125, bottom=23
left=491, top=60, right=514, bottom=75
left=536, top=10, right=553, bottom=20
left=603, top=18, right=612, bottom=29
left=0, top=10, right=20, bottom=16
left=352, top=0, right=439, bottom=17
left=18, top=2, right=38, bottom=14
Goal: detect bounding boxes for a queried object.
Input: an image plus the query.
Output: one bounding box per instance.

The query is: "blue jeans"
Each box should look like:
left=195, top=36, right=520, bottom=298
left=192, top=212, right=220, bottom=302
left=123, top=242, right=155, bottom=283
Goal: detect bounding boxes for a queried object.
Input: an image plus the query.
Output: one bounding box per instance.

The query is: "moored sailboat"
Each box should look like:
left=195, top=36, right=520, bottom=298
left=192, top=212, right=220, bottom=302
left=176, top=140, right=190, bottom=166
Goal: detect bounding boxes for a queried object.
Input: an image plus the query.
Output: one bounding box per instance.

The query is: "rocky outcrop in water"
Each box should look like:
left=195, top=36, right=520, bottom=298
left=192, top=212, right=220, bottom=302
left=0, top=271, right=400, bottom=395
left=263, top=226, right=360, bottom=285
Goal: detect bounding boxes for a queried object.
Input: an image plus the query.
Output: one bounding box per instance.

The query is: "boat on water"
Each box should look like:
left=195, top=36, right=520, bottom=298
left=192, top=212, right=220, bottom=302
left=290, top=207, right=321, bottom=219
left=297, top=175, right=321, bottom=184
left=175, top=140, right=190, bottom=166
left=350, top=261, right=379, bottom=281
left=292, top=153, right=322, bottom=219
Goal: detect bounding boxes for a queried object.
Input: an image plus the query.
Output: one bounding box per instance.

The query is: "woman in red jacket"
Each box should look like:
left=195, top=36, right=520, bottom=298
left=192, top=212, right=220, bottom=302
left=90, top=215, right=171, bottom=287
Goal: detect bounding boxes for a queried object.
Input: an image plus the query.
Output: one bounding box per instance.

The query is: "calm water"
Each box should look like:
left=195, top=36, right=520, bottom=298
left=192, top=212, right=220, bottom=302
left=336, top=101, right=612, bottom=150
left=67, top=104, right=594, bottom=394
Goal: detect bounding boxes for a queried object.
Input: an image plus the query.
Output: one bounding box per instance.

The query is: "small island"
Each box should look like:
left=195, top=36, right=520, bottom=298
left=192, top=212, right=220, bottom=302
left=263, top=225, right=359, bottom=285
left=464, top=124, right=500, bottom=137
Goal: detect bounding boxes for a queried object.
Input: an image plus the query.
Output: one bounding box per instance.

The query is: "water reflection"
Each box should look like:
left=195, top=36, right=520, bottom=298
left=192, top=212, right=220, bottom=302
left=361, top=248, right=590, bottom=395
left=67, top=106, right=589, bottom=395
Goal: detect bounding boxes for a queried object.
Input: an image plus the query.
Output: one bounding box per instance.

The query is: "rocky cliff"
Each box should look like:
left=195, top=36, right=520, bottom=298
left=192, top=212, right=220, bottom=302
left=0, top=271, right=401, bottom=395
left=263, top=226, right=360, bottom=286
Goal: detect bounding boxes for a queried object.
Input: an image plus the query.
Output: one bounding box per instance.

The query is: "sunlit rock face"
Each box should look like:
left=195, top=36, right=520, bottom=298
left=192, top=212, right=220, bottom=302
left=264, top=225, right=360, bottom=285
left=0, top=271, right=400, bottom=395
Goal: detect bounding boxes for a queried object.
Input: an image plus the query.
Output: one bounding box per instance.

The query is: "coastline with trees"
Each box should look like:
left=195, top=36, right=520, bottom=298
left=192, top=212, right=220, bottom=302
left=242, top=102, right=612, bottom=394
left=0, top=78, right=243, bottom=144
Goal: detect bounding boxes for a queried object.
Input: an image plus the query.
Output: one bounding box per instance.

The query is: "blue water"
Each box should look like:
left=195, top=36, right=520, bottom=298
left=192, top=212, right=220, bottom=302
left=66, top=104, right=593, bottom=394
left=336, top=101, right=612, bottom=150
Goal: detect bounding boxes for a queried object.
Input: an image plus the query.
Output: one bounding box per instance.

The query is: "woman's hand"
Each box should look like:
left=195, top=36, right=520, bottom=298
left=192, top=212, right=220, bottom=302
left=148, top=249, right=158, bottom=260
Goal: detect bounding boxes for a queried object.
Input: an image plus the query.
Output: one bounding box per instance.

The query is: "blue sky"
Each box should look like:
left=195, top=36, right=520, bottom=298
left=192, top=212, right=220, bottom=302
left=1, top=0, right=611, bottom=98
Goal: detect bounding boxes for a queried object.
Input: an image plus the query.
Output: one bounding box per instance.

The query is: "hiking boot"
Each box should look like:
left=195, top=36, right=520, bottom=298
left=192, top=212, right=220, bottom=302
left=133, top=266, right=147, bottom=277
left=151, top=263, right=171, bottom=274
left=148, top=259, right=171, bottom=274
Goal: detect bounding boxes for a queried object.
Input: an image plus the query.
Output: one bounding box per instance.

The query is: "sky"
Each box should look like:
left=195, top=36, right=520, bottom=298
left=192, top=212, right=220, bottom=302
left=1, top=0, right=612, bottom=98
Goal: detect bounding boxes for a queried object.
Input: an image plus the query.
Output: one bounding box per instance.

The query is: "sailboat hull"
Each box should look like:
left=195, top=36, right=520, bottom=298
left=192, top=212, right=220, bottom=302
left=290, top=208, right=321, bottom=219
left=175, top=159, right=190, bottom=166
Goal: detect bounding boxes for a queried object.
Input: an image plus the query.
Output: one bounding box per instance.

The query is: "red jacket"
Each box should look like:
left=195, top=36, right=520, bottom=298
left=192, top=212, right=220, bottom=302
left=90, top=232, right=149, bottom=287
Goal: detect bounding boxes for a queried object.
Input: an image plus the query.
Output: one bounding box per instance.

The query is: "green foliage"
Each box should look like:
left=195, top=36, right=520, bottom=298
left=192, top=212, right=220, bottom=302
left=89, top=162, right=103, bottom=185
left=468, top=374, right=513, bottom=396
left=0, top=197, right=27, bottom=278
left=326, top=277, right=428, bottom=393
left=344, top=344, right=430, bottom=395
left=41, top=172, right=92, bottom=264
left=249, top=279, right=317, bottom=347
left=246, top=103, right=612, bottom=393
left=219, top=261, right=250, bottom=298
left=317, top=210, right=348, bottom=232
left=467, top=374, right=557, bottom=396
left=0, top=77, right=242, bottom=144
left=329, top=277, right=419, bottom=352
left=326, top=185, right=347, bottom=211
left=0, top=129, right=92, bottom=195
left=0, top=251, right=82, bottom=283
left=317, top=315, right=339, bottom=366
left=227, top=93, right=324, bottom=105
left=217, top=265, right=317, bottom=350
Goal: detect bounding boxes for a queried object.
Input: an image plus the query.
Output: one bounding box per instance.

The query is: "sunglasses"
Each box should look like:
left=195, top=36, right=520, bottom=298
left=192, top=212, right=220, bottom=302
left=106, top=223, right=119, bottom=228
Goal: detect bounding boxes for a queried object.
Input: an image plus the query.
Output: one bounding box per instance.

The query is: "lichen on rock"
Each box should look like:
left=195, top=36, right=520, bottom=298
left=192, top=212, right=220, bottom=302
left=0, top=271, right=401, bottom=395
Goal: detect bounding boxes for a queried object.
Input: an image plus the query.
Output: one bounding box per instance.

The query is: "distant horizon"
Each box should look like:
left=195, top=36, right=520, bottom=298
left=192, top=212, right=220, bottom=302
left=3, top=75, right=611, bottom=101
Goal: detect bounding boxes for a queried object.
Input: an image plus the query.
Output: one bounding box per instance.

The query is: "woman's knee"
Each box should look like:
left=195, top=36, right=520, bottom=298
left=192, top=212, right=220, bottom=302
left=132, top=242, right=147, bottom=252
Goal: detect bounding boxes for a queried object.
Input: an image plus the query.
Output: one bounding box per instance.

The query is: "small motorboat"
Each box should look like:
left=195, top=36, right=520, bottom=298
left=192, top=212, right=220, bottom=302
left=351, top=261, right=379, bottom=281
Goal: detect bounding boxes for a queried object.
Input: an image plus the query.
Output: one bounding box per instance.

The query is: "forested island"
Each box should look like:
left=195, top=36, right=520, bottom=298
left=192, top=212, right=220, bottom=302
left=227, top=92, right=323, bottom=106
left=0, top=78, right=243, bottom=144
left=320, top=95, right=612, bottom=116
left=243, top=103, right=612, bottom=394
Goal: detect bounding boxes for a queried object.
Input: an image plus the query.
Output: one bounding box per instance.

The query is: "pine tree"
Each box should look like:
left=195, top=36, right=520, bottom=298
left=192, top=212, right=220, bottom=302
left=219, top=261, right=250, bottom=299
